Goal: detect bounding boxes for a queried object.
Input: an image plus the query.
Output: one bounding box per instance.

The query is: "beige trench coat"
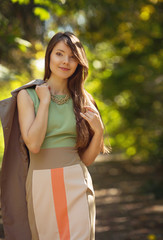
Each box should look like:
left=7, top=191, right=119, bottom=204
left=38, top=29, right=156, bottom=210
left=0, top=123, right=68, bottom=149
left=0, top=79, right=44, bottom=240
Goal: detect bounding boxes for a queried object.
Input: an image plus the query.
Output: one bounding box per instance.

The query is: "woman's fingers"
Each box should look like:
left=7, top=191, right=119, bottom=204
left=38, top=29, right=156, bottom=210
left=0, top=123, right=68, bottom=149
left=35, top=83, right=51, bottom=104
left=80, top=112, right=92, bottom=120
left=80, top=112, right=90, bottom=121
left=80, top=108, right=104, bottom=135
left=85, top=111, right=93, bottom=118
left=84, top=105, right=98, bottom=114
left=80, top=110, right=98, bottom=122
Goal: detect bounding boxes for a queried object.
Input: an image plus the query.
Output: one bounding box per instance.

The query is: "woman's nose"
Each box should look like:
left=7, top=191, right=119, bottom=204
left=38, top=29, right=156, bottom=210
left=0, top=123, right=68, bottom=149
left=63, top=56, right=69, bottom=64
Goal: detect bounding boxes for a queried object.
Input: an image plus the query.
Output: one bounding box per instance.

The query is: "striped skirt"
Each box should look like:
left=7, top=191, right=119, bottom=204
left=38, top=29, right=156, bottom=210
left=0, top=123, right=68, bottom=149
left=26, top=147, right=95, bottom=240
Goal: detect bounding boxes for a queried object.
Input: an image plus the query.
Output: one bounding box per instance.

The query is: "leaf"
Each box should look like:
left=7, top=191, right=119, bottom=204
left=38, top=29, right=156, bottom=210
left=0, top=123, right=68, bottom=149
left=33, top=7, right=50, bottom=21
left=11, top=0, right=30, bottom=4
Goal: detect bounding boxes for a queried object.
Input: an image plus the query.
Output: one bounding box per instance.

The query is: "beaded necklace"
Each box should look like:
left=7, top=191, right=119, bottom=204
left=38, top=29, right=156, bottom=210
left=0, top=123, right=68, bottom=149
left=51, top=94, right=70, bottom=105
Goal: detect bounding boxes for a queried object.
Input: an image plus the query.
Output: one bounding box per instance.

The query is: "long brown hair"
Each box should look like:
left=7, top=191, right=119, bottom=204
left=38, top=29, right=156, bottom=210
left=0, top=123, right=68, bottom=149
left=44, top=32, right=108, bottom=154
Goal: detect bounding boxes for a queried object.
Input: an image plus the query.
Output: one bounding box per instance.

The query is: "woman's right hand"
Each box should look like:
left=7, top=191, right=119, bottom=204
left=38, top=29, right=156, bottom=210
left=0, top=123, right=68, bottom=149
left=35, top=83, right=51, bottom=105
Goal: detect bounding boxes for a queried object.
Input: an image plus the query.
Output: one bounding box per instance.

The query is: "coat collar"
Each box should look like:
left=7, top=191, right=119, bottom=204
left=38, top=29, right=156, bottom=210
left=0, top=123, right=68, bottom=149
left=11, top=79, right=44, bottom=96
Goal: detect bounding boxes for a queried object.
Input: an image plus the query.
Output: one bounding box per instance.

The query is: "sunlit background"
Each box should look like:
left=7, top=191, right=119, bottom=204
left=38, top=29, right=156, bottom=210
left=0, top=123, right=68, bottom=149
left=0, top=0, right=163, bottom=239
left=0, top=0, right=163, bottom=161
left=1, top=0, right=162, bottom=164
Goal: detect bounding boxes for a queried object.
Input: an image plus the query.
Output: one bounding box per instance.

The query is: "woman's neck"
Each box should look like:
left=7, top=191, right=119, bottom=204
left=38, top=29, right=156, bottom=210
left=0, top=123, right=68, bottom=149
left=47, top=77, right=69, bottom=95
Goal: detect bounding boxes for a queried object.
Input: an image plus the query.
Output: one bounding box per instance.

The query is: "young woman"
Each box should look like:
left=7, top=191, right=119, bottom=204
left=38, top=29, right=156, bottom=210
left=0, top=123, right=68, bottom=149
left=17, top=32, right=106, bottom=240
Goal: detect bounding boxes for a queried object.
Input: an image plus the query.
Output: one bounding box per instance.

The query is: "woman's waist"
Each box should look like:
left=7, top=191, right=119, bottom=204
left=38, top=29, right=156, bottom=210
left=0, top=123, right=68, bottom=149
left=41, top=136, right=76, bottom=149
left=29, top=147, right=81, bottom=170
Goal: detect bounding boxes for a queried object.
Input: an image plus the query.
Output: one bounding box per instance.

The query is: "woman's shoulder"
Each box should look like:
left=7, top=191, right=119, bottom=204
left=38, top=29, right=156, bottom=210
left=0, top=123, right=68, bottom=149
left=25, top=87, right=40, bottom=105
left=17, top=89, right=34, bottom=105
left=18, top=87, right=36, bottom=98
left=16, top=79, right=43, bottom=108
left=25, top=87, right=36, bottom=96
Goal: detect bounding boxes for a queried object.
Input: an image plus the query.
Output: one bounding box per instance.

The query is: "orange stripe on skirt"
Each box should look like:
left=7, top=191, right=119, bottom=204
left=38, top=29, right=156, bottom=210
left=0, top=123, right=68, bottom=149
left=51, top=168, right=70, bottom=240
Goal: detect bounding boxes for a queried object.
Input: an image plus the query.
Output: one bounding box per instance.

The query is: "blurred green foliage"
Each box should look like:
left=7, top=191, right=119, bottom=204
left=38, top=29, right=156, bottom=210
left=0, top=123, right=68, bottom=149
left=0, top=0, right=163, bottom=164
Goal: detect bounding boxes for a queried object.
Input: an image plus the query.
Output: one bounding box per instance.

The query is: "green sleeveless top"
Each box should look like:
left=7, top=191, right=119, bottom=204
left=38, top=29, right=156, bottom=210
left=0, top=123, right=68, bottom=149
left=26, top=88, right=77, bottom=149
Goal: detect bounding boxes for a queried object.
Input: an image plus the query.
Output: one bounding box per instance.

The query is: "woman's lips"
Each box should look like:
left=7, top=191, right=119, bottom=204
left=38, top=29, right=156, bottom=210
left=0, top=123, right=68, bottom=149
left=59, top=67, right=70, bottom=71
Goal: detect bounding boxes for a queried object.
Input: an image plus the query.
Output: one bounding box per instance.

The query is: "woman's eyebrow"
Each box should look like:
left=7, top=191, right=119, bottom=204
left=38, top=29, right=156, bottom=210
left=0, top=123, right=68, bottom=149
left=56, top=49, right=65, bottom=52
left=56, top=49, right=73, bottom=55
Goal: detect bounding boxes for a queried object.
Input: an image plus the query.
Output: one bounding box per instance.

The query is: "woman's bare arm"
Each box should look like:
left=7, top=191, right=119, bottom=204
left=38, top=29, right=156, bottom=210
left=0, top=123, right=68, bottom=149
left=17, top=84, right=51, bottom=153
left=80, top=131, right=103, bottom=166
left=80, top=105, right=104, bottom=166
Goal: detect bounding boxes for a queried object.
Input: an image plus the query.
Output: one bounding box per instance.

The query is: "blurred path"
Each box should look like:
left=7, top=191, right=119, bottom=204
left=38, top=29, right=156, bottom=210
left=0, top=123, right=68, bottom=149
left=0, top=154, right=163, bottom=240
left=88, top=154, right=163, bottom=240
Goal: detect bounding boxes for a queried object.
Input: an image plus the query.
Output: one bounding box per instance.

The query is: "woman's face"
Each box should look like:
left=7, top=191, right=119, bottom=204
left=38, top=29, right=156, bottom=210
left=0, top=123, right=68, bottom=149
left=49, top=40, right=78, bottom=80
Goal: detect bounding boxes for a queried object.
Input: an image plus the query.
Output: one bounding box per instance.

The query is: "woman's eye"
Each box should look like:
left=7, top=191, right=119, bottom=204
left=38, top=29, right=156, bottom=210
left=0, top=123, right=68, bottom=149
left=70, top=55, right=76, bottom=60
left=56, top=52, right=62, bottom=56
